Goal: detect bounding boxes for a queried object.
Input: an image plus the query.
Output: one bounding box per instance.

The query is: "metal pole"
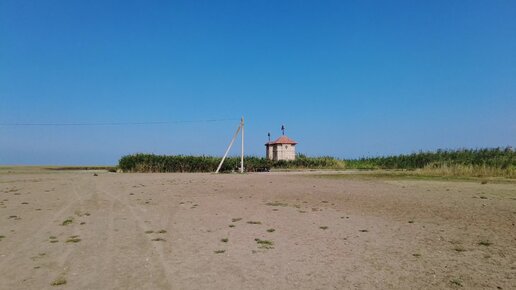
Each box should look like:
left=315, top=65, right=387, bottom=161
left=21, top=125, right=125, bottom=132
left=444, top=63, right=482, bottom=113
left=240, top=117, right=244, bottom=173
left=215, top=121, right=242, bottom=173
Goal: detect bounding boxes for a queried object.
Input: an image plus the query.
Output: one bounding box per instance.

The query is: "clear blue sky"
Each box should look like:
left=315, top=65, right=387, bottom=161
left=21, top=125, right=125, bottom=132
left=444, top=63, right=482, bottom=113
left=1, top=1, right=515, bottom=165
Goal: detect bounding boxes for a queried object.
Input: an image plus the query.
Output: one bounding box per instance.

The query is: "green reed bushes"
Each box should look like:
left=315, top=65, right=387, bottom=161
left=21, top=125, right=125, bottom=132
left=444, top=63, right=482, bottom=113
left=118, top=153, right=343, bottom=173
left=118, top=148, right=515, bottom=178
left=119, top=154, right=270, bottom=173
left=275, top=154, right=345, bottom=169
left=119, top=154, right=223, bottom=172
left=345, top=147, right=515, bottom=178
left=347, top=148, right=515, bottom=169
left=418, top=163, right=516, bottom=178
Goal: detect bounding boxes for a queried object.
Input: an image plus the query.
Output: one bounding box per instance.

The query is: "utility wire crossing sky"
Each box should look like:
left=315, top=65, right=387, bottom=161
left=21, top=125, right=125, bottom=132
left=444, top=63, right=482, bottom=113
left=0, top=118, right=240, bottom=127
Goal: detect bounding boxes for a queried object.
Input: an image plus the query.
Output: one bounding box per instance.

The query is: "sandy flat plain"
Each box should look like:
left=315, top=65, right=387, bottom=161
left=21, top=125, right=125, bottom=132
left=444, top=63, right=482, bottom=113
left=0, top=169, right=515, bottom=289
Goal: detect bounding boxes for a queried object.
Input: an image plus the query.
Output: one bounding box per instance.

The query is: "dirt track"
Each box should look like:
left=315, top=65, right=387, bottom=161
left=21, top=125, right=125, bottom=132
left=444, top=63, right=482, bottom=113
left=0, top=171, right=515, bottom=289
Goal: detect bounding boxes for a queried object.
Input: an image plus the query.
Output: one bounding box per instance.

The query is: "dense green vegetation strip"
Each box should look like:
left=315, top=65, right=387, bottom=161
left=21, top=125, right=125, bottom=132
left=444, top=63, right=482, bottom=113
left=118, top=148, right=515, bottom=177
left=347, top=148, right=515, bottom=178
left=346, top=148, right=515, bottom=170
left=118, top=154, right=344, bottom=173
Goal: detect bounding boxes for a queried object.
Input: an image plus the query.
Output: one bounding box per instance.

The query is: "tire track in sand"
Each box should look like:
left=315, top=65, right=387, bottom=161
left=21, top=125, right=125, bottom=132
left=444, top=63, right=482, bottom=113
left=83, top=178, right=117, bottom=289
left=95, top=179, right=176, bottom=289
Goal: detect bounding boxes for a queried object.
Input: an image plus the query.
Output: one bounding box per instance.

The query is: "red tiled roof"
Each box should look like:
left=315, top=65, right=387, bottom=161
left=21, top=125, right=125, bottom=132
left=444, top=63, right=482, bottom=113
left=265, top=135, right=297, bottom=146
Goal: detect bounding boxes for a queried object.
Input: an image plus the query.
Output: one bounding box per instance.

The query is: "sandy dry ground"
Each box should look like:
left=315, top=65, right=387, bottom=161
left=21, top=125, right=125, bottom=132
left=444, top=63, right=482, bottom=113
left=0, top=170, right=515, bottom=289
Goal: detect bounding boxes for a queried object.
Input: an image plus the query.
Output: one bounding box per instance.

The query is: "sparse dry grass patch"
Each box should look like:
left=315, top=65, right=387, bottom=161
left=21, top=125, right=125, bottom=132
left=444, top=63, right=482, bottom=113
left=265, top=202, right=288, bottom=207
left=255, top=238, right=274, bottom=249
left=450, top=278, right=463, bottom=287
left=51, top=276, right=67, bottom=286
left=61, top=218, right=73, bottom=226
left=65, top=235, right=81, bottom=243
left=30, top=253, right=46, bottom=261
left=478, top=240, right=492, bottom=246
left=453, top=245, right=466, bottom=252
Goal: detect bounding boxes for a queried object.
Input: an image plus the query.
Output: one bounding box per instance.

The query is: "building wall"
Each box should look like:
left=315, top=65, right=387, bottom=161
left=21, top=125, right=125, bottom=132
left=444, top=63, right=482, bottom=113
left=271, top=144, right=296, bottom=161
left=266, top=145, right=274, bottom=160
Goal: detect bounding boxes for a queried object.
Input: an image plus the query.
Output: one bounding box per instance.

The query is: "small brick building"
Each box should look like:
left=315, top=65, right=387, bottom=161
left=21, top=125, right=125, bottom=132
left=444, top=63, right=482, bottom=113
left=265, top=135, right=297, bottom=161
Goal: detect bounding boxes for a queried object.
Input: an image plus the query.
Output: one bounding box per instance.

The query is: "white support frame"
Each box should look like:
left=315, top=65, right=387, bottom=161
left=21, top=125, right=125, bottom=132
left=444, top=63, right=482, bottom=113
left=216, top=117, right=244, bottom=173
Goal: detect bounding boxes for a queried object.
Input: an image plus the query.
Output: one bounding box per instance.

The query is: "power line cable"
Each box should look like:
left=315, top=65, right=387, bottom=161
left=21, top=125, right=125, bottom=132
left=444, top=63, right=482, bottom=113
left=0, top=118, right=240, bottom=127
